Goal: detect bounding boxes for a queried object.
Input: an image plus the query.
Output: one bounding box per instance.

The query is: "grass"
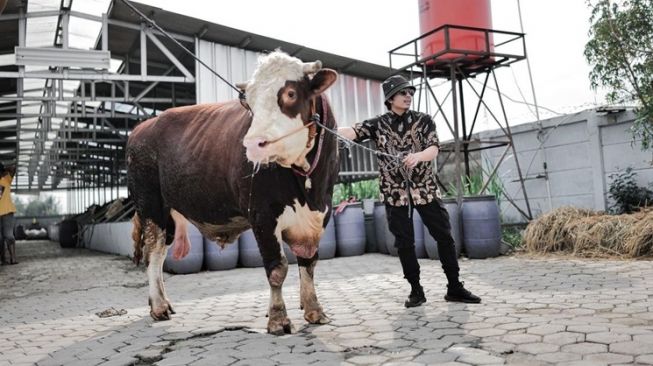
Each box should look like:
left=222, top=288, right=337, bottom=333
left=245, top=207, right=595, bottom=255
left=502, top=226, right=524, bottom=249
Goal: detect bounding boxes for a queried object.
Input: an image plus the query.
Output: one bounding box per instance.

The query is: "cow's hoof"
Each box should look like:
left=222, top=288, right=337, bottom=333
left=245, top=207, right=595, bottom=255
left=268, top=318, right=293, bottom=335
left=150, top=302, right=174, bottom=321
left=304, top=310, right=330, bottom=325
left=150, top=309, right=171, bottom=321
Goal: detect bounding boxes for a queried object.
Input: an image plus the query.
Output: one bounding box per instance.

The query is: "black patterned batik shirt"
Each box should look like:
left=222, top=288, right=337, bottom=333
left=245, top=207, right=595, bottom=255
left=352, top=110, right=440, bottom=207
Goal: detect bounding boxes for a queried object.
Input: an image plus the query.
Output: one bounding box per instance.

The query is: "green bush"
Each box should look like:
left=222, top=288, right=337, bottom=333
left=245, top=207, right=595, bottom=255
left=608, top=167, right=653, bottom=214
left=502, top=226, right=523, bottom=249
left=332, top=179, right=380, bottom=205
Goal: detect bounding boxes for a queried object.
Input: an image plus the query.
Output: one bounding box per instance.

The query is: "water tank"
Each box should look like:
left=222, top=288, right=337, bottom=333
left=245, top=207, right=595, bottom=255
left=418, top=0, right=493, bottom=61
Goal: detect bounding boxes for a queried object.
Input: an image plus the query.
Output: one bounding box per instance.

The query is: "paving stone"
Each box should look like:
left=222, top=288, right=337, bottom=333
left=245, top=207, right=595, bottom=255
left=346, top=355, right=389, bottom=364
left=543, top=332, right=585, bottom=345
left=561, top=342, right=608, bottom=355
left=413, top=352, right=458, bottom=364
left=535, top=352, right=582, bottom=363
left=457, top=353, right=505, bottom=364
left=586, top=332, right=631, bottom=344
left=609, top=341, right=652, bottom=355
left=527, top=324, right=566, bottom=335
left=635, top=354, right=653, bottom=364
left=632, top=334, right=653, bottom=344
left=517, top=342, right=560, bottom=354
left=501, top=334, right=541, bottom=344
left=469, top=328, right=507, bottom=337
left=584, top=353, right=633, bottom=364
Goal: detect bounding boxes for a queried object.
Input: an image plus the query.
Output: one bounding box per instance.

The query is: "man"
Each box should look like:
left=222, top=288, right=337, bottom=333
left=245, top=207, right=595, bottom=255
left=338, top=75, right=480, bottom=307
left=0, top=162, right=17, bottom=265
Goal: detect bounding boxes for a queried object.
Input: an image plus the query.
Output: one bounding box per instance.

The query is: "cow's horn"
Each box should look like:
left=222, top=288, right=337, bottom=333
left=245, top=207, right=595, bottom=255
left=302, top=60, right=322, bottom=74
left=236, top=82, right=248, bottom=91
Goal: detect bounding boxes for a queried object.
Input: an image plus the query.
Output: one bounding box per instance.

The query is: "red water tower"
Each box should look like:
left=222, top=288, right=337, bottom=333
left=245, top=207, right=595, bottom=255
left=418, top=0, right=494, bottom=62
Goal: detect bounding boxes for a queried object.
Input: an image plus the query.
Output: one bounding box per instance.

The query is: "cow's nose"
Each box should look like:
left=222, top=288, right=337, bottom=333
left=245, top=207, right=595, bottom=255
left=243, top=137, right=268, bottom=150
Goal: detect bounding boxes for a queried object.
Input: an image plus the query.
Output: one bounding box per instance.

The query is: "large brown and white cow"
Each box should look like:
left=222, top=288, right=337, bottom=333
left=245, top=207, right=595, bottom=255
left=127, top=51, right=339, bottom=335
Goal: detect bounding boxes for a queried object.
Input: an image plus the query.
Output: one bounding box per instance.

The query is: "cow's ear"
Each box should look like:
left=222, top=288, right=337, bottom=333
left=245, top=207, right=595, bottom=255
left=311, top=69, right=337, bottom=95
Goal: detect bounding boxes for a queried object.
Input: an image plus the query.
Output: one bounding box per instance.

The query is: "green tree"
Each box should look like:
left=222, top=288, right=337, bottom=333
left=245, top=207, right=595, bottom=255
left=584, top=0, right=653, bottom=149
left=19, top=196, right=60, bottom=216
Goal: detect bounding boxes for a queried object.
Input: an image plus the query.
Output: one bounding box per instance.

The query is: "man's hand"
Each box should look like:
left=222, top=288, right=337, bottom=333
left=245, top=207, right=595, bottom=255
left=403, top=146, right=439, bottom=169
left=403, top=153, right=422, bottom=169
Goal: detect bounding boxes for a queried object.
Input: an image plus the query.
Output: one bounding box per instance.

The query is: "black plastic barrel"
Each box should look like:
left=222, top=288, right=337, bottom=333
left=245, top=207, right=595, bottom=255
left=373, top=202, right=392, bottom=255
left=163, top=224, right=204, bottom=274
left=334, top=202, right=366, bottom=257
left=204, top=237, right=239, bottom=271
left=424, top=198, right=463, bottom=259
left=462, top=195, right=501, bottom=259
left=59, top=219, right=78, bottom=248
left=239, top=229, right=263, bottom=267
left=318, top=215, right=336, bottom=259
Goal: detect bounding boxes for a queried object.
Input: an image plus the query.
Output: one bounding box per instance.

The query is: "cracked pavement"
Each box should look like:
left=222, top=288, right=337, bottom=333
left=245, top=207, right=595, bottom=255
left=1, top=240, right=653, bottom=365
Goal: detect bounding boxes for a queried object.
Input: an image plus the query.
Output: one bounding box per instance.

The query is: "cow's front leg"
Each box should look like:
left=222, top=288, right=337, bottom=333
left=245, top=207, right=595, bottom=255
left=298, top=254, right=330, bottom=325
left=254, top=228, right=292, bottom=335
left=144, top=220, right=175, bottom=320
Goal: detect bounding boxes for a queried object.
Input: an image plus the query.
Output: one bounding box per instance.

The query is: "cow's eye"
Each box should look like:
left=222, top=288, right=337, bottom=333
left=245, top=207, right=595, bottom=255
left=287, top=90, right=296, bottom=99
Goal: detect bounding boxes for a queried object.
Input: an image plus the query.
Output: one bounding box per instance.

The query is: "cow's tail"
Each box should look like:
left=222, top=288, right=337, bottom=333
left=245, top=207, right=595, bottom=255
left=132, top=212, right=145, bottom=266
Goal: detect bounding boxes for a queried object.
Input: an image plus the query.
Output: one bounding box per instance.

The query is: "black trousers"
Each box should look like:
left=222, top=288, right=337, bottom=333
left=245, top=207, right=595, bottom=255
left=386, top=199, right=460, bottom=287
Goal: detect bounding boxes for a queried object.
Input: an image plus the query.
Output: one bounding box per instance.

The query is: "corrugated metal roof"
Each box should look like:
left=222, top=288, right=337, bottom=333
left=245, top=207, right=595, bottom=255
left=107, top=0, right=396, bottom=81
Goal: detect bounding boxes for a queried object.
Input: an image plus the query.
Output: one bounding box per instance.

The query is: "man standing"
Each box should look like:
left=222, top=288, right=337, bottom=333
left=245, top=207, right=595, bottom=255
left=338, top=75, right=480, bottom=307
left=0, top=162, right=18, bottom=265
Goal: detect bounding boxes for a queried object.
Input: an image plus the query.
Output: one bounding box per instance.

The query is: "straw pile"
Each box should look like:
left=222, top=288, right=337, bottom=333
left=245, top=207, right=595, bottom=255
left=523, top=206, right=653, bottom=258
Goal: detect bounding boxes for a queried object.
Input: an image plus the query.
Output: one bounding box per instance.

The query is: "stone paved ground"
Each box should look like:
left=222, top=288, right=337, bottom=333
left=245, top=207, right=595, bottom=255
left=1, top=240, right=652, bottom=366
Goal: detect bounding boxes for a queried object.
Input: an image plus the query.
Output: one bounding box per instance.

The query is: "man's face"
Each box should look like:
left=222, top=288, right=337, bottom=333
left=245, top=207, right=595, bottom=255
left=389, top=88, right=414, bottom=111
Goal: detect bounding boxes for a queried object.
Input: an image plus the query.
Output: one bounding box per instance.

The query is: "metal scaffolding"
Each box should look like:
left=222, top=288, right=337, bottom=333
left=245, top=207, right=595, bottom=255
left=389, top=24, right=533, bottom=221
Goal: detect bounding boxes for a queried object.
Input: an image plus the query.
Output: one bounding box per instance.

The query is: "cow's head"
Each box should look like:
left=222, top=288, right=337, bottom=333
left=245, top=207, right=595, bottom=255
left=241, top=51, right=337, bottom=168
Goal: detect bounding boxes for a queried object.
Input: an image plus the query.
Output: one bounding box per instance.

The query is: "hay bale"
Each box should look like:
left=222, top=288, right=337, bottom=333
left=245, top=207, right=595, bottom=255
left=524, top=206, right=653, bottom=258
left=623, top=210, right=653, bottom=257
left=566, top=214, right=636, bottom=258
left=523, top=206, right=599, bottom=253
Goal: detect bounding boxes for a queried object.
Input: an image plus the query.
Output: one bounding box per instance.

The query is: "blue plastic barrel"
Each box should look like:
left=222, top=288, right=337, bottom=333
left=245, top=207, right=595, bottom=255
left=374, top=202, right=393, bottom=255
left=163, top=224, right=204, bottom=274
left=334, top=202, right=366, bottom=257
left=318, top=215, right=336, bottom=259
left=239, top=229, right=263, bottom=267
left=204, top=237, right=239, bottom=271
left=462, top=195, right=501, bottom=259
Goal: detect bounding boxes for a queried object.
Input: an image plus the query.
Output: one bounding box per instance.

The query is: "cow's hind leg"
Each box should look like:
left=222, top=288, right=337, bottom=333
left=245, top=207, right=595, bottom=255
left=144, top=219, right=174, bottom=320
left=298, top=254, right=330, bottom=325
left=255, top=229, right=292, bottom=335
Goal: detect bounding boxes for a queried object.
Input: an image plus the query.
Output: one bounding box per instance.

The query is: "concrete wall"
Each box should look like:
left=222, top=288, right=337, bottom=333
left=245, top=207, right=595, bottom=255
left=477, top=109, right=652, bottom=223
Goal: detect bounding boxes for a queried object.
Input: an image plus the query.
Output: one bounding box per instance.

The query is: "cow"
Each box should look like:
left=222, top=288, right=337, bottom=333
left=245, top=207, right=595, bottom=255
left=127, top=51, right=339, bottom=335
